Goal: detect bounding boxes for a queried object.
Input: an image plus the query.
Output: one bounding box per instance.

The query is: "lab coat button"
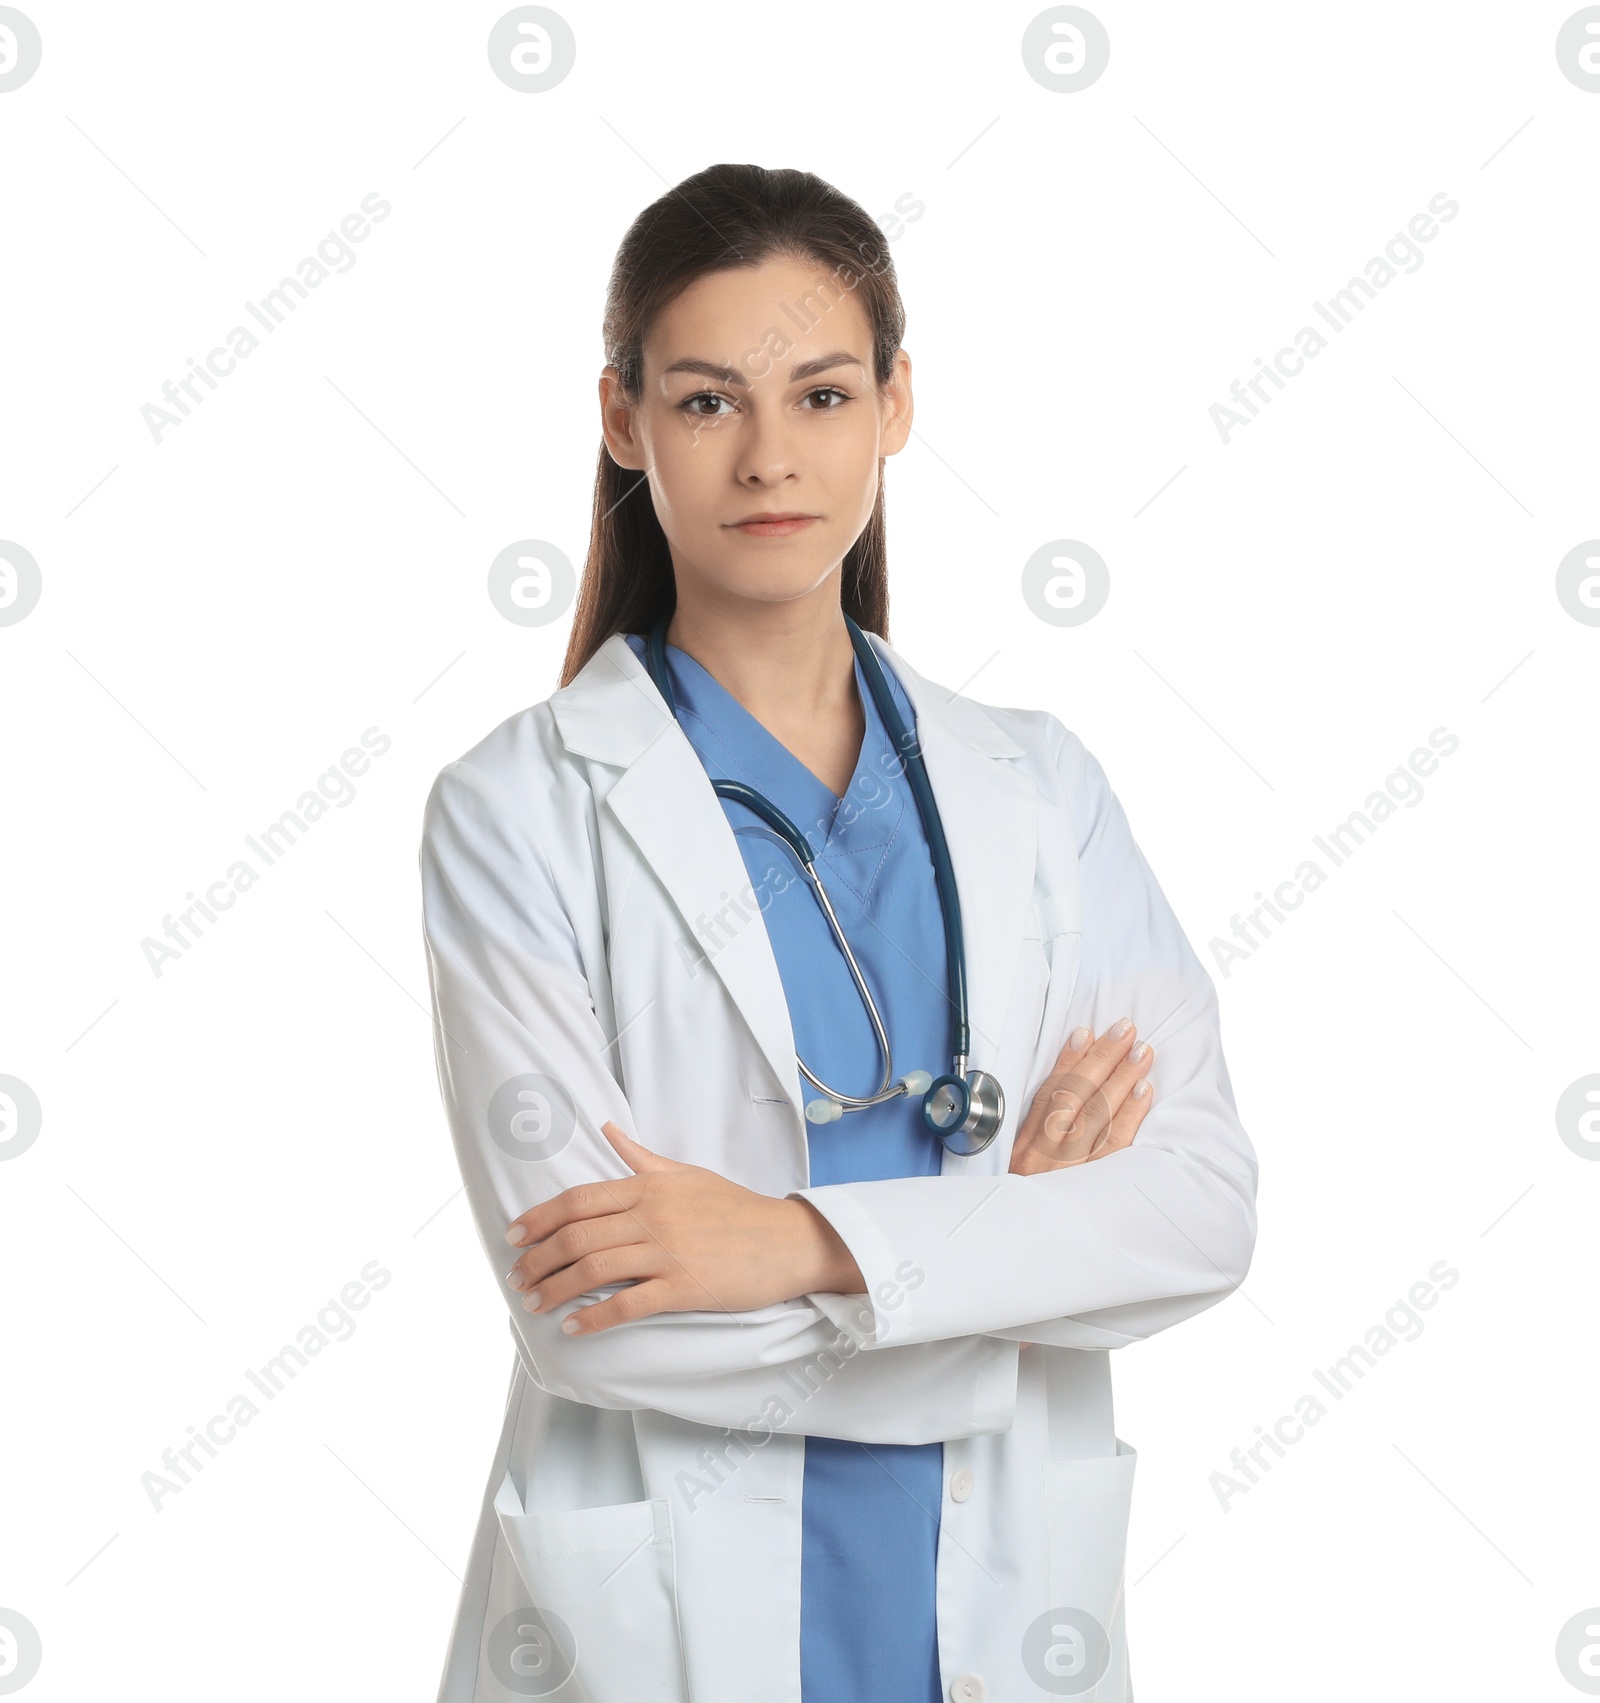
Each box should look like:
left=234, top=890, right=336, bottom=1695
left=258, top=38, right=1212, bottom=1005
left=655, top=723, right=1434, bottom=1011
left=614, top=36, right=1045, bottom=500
left=949, top=1467, right=975, bottom=1503
left=949, top=1676, right=985, bottom=1703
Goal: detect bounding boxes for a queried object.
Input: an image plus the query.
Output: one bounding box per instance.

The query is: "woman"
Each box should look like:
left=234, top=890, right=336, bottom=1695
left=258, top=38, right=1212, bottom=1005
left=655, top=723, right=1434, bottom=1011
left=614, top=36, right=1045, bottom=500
left=420, top=163, right=1257, bottom=1703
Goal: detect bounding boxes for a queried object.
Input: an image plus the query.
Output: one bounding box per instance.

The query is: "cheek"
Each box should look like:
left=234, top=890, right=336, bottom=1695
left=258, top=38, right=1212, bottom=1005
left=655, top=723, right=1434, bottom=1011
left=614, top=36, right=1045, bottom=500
left=643, top=422, right=723, bottom=527
left=813, top=418, right=884, bottom=516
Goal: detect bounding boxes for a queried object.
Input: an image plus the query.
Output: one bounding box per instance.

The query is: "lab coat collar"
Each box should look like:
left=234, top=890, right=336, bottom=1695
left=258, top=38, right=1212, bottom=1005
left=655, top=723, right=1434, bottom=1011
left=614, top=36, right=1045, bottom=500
left=549, top=629, right=1038, bottom=1150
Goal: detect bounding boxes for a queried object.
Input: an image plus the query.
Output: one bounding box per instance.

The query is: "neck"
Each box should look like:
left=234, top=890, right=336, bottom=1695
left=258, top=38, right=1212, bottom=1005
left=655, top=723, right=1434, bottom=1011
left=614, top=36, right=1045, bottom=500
left=663, top=584, right=861, bottom=728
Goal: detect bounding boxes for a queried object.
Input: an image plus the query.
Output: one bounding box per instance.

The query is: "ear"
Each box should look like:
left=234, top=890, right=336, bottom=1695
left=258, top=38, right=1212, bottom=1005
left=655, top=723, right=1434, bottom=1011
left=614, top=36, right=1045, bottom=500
left=878, top=347, right=914, bottom=459
left=599, top=365, right=648, bottom=470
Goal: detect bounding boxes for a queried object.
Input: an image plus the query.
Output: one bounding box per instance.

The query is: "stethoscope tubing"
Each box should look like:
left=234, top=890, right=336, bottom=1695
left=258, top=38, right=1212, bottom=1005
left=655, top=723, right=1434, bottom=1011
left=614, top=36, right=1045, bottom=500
left=709, top=778, right=901, bottom=1111
left=844, top=614, right=971, bottom=1071
left=643, top=612, right=1000, bottom=1152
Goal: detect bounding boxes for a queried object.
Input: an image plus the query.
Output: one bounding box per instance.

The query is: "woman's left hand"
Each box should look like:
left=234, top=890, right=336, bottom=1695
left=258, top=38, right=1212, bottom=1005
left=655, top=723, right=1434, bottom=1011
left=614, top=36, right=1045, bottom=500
left=503, top=1122, right=865, bottom=1335
left=1008, top=1019, right=1154, bottom=1177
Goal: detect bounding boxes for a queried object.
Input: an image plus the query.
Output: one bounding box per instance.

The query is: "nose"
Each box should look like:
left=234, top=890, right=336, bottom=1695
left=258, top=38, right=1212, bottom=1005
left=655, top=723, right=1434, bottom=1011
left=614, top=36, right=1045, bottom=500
left=732, top=394, right=799, bottom=488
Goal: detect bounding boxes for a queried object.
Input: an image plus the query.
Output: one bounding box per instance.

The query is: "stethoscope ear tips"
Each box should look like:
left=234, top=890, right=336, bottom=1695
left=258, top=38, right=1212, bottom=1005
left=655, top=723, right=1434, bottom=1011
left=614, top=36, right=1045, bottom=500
left=804, top=1071, right=1003, bottom=1152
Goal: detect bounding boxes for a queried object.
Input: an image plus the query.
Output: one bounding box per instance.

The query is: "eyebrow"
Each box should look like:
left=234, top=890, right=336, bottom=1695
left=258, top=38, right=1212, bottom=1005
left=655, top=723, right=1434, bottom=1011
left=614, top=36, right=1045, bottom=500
left=661, top=351, right=866, bottom=388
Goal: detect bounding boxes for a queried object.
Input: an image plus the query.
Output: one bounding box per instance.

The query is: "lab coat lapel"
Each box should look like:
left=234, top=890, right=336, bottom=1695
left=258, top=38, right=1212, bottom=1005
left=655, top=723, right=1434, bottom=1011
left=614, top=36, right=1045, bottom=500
left=551, top=635, right=803, bottom=1117
left=862, top=634, right=1038, bottom=1118
left=549, top=630, right=1036, bottom=1147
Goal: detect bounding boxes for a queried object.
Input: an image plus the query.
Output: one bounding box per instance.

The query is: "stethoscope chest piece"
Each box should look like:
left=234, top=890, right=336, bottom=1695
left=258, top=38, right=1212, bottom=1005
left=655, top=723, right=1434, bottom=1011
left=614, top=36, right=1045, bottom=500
left=923, top=1069, right=1005, bottom=1157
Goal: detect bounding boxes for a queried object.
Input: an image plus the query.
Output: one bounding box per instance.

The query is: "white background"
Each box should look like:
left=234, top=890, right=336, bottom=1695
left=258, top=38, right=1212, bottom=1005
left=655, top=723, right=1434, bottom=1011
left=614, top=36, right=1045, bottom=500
left=2, top=2, right=1597, bottom=1698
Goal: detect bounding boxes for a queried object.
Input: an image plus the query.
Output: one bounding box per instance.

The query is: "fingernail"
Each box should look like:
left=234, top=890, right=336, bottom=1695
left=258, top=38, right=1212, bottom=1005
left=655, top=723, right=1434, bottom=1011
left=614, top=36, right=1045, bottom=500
left=1068, top=1026, right=1091, bottom=1050
left=1130, top=1041, right=1150, bottom=1063
left=506, top=1268, right=527, bottom=1289
left=561, top=1315, right=581, bottom=1334
left=1111, top=1018, right=1133, bottom=1039
left=520, top=1290, right=542, bottom=1310
left=1133, top=1078, right=1151, bottom=1098
left=505, top=1226, right=528, bottom=1246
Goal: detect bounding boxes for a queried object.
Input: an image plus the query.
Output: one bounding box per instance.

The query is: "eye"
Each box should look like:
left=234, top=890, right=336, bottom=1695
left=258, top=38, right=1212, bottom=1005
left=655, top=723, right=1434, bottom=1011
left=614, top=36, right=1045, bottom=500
left=801, top=386, right=851, bottom=410
left=678, top=391, right=737, bottom=418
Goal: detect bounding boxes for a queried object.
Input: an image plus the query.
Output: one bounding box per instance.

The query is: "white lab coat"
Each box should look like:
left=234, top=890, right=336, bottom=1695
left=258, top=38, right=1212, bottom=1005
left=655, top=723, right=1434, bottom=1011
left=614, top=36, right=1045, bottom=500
left=420, top=628, right=1258, bottom=1703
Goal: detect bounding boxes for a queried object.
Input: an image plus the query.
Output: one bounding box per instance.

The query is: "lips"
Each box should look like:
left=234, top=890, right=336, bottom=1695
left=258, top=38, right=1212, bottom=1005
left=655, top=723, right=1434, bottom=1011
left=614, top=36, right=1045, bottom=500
left=729, top=514, right=819, bottom=537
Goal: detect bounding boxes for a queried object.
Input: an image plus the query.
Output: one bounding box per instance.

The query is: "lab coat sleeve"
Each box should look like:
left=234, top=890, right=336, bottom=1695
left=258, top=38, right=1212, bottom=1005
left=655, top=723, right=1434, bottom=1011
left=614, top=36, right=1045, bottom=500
left=420, top=753, right=1020, bottom=1443
left=790, top=723, right=1259, bottom=1351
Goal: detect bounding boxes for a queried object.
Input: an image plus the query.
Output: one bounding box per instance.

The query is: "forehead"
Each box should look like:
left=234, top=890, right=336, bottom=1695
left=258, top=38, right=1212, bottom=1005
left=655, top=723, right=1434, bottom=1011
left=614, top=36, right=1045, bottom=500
left=642, top=253, right=875, bottom=376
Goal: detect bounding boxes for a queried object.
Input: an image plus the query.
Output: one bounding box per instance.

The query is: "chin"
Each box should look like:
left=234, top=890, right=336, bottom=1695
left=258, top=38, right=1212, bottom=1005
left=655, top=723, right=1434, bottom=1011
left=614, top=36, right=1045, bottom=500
left=691, top=545, right=833, bottom=595
left=740, top=564, right=842, bottom=602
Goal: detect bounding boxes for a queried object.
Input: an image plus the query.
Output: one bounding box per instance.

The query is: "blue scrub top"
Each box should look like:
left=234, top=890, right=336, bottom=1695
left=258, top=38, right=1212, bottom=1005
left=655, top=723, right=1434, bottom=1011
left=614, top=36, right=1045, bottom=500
left=624, top=628, right=946, bottom=1703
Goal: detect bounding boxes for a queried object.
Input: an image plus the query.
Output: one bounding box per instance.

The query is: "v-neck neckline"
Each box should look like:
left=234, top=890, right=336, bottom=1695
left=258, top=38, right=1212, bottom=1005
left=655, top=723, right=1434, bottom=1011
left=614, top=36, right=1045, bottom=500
left=658, top=639, right=881, bottom=839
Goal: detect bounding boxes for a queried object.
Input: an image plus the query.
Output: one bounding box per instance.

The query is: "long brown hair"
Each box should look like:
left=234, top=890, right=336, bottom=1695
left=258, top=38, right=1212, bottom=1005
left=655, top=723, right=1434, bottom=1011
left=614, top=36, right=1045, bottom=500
left=558, top=163, right=907, bottom=687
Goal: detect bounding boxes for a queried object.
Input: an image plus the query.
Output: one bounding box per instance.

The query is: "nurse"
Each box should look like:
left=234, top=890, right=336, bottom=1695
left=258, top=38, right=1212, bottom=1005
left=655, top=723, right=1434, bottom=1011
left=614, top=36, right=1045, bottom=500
left=616, top=622, right=963, bottom=1699
left=428, top=161, right=1254, bottom=1703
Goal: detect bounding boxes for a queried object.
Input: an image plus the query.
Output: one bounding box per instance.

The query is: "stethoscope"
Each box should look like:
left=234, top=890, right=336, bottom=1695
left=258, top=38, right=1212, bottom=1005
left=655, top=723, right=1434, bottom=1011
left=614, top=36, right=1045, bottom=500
left=644, top=611, right=1005, bottom=1157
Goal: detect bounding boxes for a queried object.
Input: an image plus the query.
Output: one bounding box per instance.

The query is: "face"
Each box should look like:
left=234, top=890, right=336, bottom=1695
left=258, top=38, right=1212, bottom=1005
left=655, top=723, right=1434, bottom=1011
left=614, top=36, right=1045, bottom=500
left=599, top=253, right=913, bottom=614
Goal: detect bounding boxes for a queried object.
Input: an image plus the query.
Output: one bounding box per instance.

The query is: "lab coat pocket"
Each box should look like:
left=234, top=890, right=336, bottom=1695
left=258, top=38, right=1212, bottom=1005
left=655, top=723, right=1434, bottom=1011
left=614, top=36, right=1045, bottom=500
left=1031, top=892, right=1081, bottom=952
left=494, top=1471, right=689, bottom=1702
left=1021, top=918, right=1085, bottom=1100
left=1041, top=1440, right=1136, bottom=1697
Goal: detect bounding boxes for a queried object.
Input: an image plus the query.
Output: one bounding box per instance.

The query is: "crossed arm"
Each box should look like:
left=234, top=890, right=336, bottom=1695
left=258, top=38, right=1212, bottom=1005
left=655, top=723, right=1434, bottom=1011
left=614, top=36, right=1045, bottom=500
left=502, top=1015, right=1157, bottom=1336
left=420, top=719, right=1257, bottom=1439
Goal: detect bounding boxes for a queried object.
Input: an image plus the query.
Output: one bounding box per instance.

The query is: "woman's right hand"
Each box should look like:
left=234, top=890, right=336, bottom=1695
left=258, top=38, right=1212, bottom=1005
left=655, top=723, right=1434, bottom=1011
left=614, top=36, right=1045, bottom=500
left=1008, top=1018, right=1155, bottom=1177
